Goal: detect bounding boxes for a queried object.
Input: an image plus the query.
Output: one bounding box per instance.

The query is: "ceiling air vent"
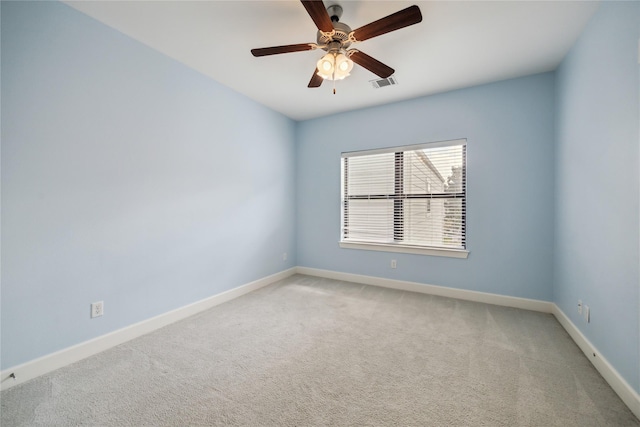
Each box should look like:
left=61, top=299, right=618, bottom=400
left=370, top=76, right=398, bottom=89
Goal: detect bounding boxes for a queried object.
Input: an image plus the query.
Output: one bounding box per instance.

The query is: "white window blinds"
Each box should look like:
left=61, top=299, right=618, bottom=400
left=341, top=139, right=466, bottom=251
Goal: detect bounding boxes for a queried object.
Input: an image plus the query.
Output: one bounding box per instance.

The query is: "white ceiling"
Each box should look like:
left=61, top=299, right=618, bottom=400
left=65, top=1, right=599, bottom=121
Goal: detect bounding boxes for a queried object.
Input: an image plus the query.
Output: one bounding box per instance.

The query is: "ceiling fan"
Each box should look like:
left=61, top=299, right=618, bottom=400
left=251, top=1, right=422, bottom=92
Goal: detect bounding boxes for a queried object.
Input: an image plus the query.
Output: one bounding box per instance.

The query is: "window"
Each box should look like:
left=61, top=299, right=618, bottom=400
left=340, top=139, right=467, bottom=258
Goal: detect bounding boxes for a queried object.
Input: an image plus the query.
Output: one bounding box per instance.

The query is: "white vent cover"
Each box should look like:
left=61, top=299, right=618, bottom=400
left=370, top=76, right=398, bottom=88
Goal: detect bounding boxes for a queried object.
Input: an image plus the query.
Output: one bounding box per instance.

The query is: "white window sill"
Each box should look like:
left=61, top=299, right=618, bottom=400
left=339, top=241, right=469, bottom=259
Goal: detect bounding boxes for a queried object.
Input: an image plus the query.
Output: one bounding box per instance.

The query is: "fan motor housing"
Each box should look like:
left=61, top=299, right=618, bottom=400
left=317, top=21, right=352, bottom=50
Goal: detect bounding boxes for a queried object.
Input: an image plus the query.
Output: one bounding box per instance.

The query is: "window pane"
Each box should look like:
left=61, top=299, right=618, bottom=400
left=403, top=198, right=445, bottom=246
left=404, top=146, right=464, bottom=195
left=347, top=153, right=394, bottom=196
left=443, top=199, right=465, bottom=248
left=344, top=199, right=393, bottom=242
left=403, top=151, right=444, bottom=194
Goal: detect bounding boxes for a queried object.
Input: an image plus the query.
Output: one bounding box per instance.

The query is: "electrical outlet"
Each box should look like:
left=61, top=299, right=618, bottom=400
left=578, top=299, right=582, bottom=315
left=91, top=301, right=104, bottom=318
left=391, top=259, right=397, bottom=269
left=282, top=252, right=287, bottom=261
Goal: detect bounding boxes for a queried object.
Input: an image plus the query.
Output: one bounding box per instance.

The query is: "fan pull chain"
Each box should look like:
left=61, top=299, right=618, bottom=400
left=333, top=69, right=336, bottom=94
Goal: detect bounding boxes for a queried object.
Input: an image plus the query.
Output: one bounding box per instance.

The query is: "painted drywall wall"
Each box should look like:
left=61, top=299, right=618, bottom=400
left=296, top=73, right=556, bottom=301
left=554, top=2, right=640, bottom=392
left=1, top=1, right=296, bottom=369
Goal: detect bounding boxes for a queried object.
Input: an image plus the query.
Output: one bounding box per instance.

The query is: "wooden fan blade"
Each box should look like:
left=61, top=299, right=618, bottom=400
left=251, top=43, right=314, bottom=57
left=351, top=5, right=422, bottom=42
left=301, top=0, right=334, bottom=33
left=349, top=51, right=395, bottom=78
left=308, top=69, right=323, bottom=88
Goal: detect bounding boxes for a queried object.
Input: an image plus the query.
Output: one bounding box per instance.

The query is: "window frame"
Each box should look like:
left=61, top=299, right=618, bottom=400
left=340, top=139, right=469, bottom=259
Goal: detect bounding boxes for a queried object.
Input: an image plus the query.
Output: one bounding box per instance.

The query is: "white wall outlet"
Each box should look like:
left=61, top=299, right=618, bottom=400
left=391, top=259, right=397, bottom=269
left=282, top=252, right=287, bottom=261
left=584, top=305, right=590, bottom=323
left=91, top=301, right=104, bottom=318
left=577, top=299, right=582, bottom=315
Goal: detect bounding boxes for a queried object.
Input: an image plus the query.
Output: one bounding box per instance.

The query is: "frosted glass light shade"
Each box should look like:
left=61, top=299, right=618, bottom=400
left=316, top=54, right=335, bottom=79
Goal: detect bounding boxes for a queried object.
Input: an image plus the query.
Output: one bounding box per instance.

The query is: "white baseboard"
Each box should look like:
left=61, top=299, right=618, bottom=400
left=552, top=304, right=640, bottom=420
left=0, top=268, right=296, bottom=391
left=296, top=266, right=554, bottom=313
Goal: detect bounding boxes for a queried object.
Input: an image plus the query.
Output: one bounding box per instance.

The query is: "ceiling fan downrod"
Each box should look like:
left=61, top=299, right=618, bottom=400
left=327, top=4, right=343, bottom=23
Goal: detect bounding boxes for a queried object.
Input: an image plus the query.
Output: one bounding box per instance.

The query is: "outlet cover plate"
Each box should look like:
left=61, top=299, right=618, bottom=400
left=91, top=301, right=104, bottom=318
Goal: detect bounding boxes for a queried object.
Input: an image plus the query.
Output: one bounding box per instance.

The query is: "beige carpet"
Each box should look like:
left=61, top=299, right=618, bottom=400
left=1, top=274, right=638, bottom=426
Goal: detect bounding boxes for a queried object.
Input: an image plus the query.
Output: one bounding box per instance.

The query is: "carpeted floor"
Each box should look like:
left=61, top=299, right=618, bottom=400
left=1, top=274, right=638, bottom=426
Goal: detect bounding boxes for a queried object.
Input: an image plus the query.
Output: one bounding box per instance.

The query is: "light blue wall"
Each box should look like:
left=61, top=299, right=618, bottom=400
left=554, top=1, right=640, bottom=393
left=1, top=1, right=296, bottom=369
left=296, top=73, right=556, bottom=301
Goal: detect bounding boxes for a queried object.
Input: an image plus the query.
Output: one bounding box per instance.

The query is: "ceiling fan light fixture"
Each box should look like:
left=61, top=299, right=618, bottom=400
left=317, top=51, right=353, bottom=80
left=316, top=53, right=335, bottom=79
